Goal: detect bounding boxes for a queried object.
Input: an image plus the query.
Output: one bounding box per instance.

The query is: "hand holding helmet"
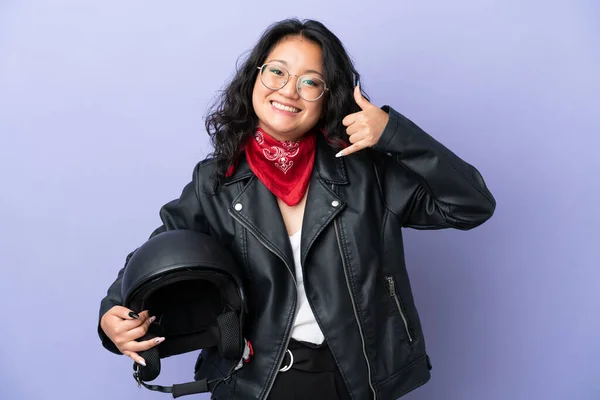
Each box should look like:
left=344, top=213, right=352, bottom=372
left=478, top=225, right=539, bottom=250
left=100, top=306, right=164, bottom=367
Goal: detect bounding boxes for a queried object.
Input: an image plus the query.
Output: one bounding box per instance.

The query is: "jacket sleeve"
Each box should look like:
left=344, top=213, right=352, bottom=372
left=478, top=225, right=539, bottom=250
left=372, top=106, right=496, bottom=230
left=97, top=162, right=210, bottom=354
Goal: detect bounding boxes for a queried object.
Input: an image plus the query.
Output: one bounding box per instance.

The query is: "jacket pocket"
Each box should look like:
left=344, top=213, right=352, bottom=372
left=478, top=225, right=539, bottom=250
left=385, top=275, right=414, bottom=343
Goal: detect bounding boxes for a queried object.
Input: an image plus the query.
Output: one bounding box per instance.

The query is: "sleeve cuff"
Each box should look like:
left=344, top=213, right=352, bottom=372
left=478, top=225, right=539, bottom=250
left=373, top=105, right=400, bottom=153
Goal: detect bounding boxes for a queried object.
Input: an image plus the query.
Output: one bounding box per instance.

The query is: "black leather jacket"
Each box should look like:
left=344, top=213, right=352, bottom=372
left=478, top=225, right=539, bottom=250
left=98, top=106, right=496, bottom=400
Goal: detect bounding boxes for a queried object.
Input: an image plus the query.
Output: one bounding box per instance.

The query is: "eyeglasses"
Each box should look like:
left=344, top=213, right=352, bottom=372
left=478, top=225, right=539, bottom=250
left=257, top=63, right=329, bottom=102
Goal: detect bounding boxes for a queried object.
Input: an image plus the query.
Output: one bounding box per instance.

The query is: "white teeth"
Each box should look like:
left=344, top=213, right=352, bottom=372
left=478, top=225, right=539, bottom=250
left=271, top=101, right=300, bottom=113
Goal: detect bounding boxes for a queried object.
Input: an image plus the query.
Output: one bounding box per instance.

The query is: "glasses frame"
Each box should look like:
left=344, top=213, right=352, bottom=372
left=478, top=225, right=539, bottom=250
left=257, top=63, right=329, bottom=102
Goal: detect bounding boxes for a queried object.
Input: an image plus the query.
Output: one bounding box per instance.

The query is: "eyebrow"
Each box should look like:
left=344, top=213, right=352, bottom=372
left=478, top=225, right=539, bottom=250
left=267, top=59, right=324, bottom=77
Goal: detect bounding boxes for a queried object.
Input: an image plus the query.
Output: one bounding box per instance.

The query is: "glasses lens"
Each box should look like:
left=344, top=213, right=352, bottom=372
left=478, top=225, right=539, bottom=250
left=260, top=64, right=288, bottom=90
left=297, top=75, right=325, bottom=101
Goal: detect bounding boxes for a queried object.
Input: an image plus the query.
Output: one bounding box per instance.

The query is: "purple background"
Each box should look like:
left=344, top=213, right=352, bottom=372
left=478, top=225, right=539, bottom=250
left=1, top=1, right=598, bottom=399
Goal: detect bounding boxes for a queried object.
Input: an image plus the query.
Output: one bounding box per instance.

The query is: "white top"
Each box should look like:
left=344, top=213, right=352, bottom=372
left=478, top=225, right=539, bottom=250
left=289, top=228, right=325, bottom=344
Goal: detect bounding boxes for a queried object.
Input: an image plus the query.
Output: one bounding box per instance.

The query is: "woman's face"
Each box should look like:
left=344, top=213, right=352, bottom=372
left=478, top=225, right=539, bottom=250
left=252, top=36, right=325, bottom=141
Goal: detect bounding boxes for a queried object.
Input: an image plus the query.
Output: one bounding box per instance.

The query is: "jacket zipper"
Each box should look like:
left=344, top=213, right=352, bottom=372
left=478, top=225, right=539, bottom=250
left=334, top=212, right=377, bottom=400
left=228, top=210, right=297, bottom=400
left=385, top=276, right=414, bottom=343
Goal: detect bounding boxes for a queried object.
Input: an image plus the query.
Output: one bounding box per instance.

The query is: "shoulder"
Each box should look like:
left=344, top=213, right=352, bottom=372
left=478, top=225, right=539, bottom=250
left=195, top=156, right=218, bottom=173
left=190, top=156, right=219, bottom=194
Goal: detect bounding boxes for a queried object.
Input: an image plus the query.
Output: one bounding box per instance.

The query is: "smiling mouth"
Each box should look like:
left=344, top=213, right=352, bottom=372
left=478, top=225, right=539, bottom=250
left=271, top=101, right=301, bottom=113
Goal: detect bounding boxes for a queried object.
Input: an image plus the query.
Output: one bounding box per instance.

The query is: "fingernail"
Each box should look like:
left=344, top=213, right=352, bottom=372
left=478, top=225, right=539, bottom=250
left=138, top=359, right=146, bottom=367
left=149, top=316, right=156, bottom=323
left=128, top=311, right=139, bottom=319
left=155, top=337, right=165, bottom=344
left=335, top=150, right=344, bottom=158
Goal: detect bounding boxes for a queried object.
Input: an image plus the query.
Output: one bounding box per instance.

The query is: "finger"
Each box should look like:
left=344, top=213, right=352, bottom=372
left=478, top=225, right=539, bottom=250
left=123, top=336, right=166, bottom=353
left=119, top=310, right=152, bottom=331
left=342, top=113, right=358, bottom=127
left=122, top=350, right=147, bottom=367
left=110, top=312, right=152, bottom=340
left=335, top=142, right=366, bottom=158
left=354, top=84, right=372, bottom=110
left=109, top=306, right=144, bottom=321
left=348, top=131, right=365, bottom=144
left=348, top=128, right=378, bottom=146
left=121, top=314, right=156, bottom=341
left=345, top=123, right=360, bottom=136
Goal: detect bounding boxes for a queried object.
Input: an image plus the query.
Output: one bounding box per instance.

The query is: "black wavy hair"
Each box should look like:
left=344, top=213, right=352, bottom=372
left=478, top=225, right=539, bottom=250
left=204, top=18, right=367, bottom=184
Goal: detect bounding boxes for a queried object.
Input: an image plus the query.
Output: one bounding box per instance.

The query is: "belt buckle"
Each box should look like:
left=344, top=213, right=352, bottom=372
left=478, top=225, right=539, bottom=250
left=279, top=349, right=294, bottom=372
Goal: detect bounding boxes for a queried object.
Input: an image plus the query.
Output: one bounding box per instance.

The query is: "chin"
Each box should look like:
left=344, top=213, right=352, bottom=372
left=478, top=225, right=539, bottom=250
left=265, top=126, right=297, bottom=138
left=262, top=120, right=297, bottom=135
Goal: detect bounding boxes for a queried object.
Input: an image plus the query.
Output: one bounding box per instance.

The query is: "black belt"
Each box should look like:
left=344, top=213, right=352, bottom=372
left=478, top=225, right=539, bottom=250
left=279, top=339, right=338, bottom=373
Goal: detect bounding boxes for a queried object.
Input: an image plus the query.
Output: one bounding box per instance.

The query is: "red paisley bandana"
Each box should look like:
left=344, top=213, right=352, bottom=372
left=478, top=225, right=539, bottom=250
left=244, top=127, right=316, bottom=206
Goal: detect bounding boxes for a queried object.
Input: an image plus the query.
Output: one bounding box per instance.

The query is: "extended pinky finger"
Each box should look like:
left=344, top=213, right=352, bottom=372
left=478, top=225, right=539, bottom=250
left=123, top=350, right=146, bottom=367
left=335, top=143, right=363, bottom=158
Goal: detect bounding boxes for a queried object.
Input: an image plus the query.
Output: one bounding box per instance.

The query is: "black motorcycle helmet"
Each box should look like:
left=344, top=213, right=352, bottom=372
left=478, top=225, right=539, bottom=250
left=120, top=229, right=252, bottom=398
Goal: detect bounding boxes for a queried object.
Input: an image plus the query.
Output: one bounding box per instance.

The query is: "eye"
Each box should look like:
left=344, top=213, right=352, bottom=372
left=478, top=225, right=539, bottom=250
left=268, top=67, right=285, bottom=76
left=300, top=77, right=323, bottom=88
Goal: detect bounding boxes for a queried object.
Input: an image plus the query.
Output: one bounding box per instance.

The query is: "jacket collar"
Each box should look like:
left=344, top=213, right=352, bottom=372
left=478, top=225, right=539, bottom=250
left=314, top=133, right=348, bottom=185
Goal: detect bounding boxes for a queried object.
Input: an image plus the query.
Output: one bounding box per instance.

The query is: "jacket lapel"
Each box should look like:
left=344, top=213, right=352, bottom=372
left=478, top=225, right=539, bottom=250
left=227, top=155, right=296, bottom=275
left=300, top=135, right=348, bottom=266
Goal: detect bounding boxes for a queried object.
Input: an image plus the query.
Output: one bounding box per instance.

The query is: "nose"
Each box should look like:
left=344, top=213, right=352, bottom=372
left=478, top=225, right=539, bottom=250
left=278, top=75, right=300, bottom=99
